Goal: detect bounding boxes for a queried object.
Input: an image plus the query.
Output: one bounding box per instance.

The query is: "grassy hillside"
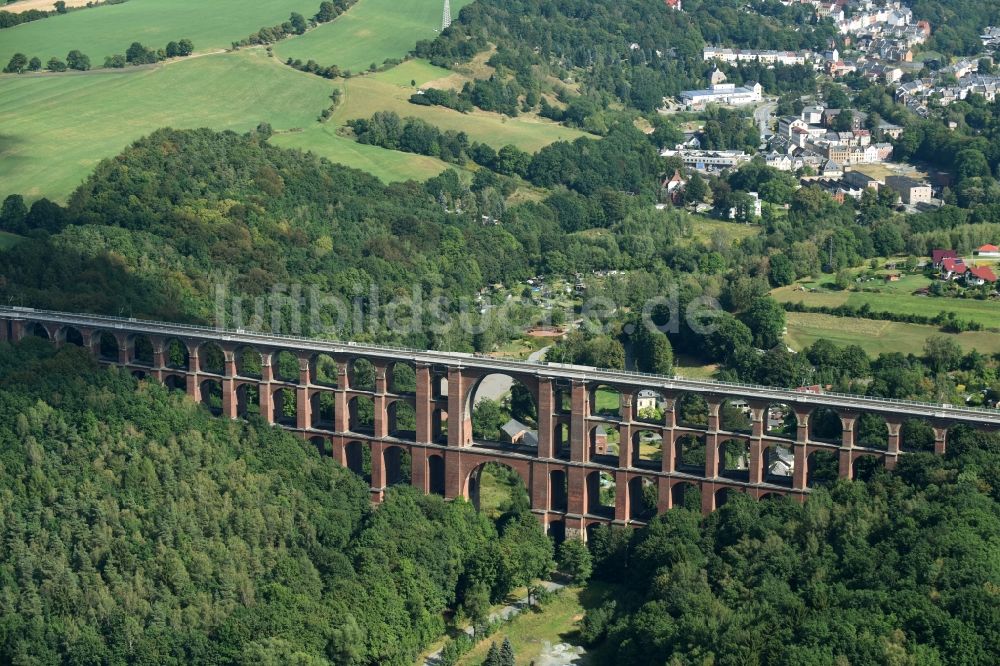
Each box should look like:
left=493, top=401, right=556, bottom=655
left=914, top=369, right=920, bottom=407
left=784, top=311, right=1000, bottom=356
left=773, top=282, right=1000, bottom=329
left=275, top=0, right=476, bottom=73
left=0, top=0, right=317, bottom=65
left=0, top=51, right=332, bottom=200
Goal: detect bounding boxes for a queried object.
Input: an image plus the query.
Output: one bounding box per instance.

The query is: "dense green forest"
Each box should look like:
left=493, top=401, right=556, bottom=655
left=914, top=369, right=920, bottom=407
left=581, top=431, right=1000, bottom=664
left=0, top=340, right=552, bottom=664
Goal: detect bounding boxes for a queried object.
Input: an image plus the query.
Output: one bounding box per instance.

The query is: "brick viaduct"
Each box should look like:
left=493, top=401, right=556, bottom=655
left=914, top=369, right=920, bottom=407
left=4, top=307, right=999, bottom=540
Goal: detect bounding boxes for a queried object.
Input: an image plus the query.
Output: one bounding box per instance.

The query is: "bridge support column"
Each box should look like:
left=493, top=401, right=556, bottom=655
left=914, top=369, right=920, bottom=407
left=369, top=441, right=385, bottom=504
left=839, top=412, right=858, bottom=479
left=444, top=448, right=463, bottom=499
left=567, top=464, right=587, bottom=524
left=10, top=320, right=25, bottom=342
left=748, top=404, right=766, bottom=484
left=537, top=378, right=555, bottom=459
left=117, top=339, right=130, bottom=365
left=657, top=476, right=671, bottom=513
left=411, top=446, right=428, bottom=493
left=0, top=319, right=7, bottom=343
left=259, top=353, right=274, bottom=424
left=296, top=357, right=311, bottom=430
left=885, top=418, right=901, bottom=470
left=185, top=348, right=201, bottom=402
left=792, top=409, right=810, bottom=490
left=570, top=380, right=588, bottom=462
left=415, top=364, right=432, bottom=443
left=151, top=342, right=167, bottom=382
left=933, top=426, right=947, bottom=455
left=704, top=398, right=722, bottom=479
left=335, top=361, right=349, bottom=433
left=447, top=368, right=469, bottom=446
left=530, top=460, right=550, bottom=515
left=614, top=471, right=629, bottom=523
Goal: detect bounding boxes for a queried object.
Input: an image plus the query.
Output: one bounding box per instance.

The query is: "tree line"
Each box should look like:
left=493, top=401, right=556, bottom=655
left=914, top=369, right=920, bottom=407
left=3, top=38, right=192, bottom=74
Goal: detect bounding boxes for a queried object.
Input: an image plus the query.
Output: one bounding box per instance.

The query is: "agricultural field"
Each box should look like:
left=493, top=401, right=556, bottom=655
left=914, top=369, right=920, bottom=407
left=0, top=0, right=318, bottom=65
left=773, top=279, right=1000, bottom=329
left=784, top=312, right=1000, bottom=356
left=274, top=0, right=476, bottom=74
left=0, top=50, right=336, bottom=200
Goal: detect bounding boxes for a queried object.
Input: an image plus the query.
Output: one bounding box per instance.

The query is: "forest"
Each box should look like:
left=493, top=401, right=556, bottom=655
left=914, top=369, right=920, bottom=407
left=0, top=339, right=552, bottom=664
left=581, top=428, right=1000, bottom=665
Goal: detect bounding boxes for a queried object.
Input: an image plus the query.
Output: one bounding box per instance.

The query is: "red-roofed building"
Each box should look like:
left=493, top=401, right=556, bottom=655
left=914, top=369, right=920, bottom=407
left=965, top=265, right=997, bottom=286
left=941, top=257, right=966, bottom=279
left=665, top=0, right=682, bottom=9
left=974, top=244, right=1000, bottom=257
left=931, top=249, right=957, bottom=266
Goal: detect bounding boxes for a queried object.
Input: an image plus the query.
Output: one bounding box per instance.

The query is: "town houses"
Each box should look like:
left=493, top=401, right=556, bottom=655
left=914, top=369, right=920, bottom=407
left=702, top=47, right=815, bottom=67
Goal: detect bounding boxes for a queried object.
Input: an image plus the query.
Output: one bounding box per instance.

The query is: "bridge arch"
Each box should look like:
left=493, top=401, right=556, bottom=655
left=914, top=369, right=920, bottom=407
left=348, top=395, right=375, bottom=434
left=634, top=390, right=667, bottom=425
left=25, top=322, right=51, bottom=340
left=675, top=392, right=709, bottom=429
left=309, top=435, right=330, bottom=457
left=549, top=469, right=568, bottom=512
left=162, top=373, right=186, bottom=393
left=856, top=412, right=889, bottom=450
left=163, top=338, right=189, bottom=370
left=585, top=470, right=615, bottom=518
left=901, top=418, right=936, bottom=452
left=553, top=422, right=570, bottom=459
left=272, top=387, right=297, bottom=426
left=427, top=453, right=445, bottom=496
left=762, top=443, right=794, bottom=486
left=309, top=390, right=336, bottom=431
left=675, top=432, right=706, bottom=471
left=670, top=480, right=701, bottom=511
left=719, top=398, right=753, bottom=434
left=93, top=331, right=119, bottom=361
left=628, top=476, right=656, bottom=521
left=632, top=428, right=663, bottom=468
left=198, top=342, right=225, bottom=375
left=236, top=383, right=260, bottom=418
left=590, top=384, right=621, bottom=419
left=273, top=350, right=301, bottom=384
left=852, top=452, right=887, bottom=481
left=387, top=398, right=416, bottom=440
left=55, top=325, right=84, bottom=347
left=129, top=333, right=154, bottom=366
left=310, top=352, right=338, bottom=387
left=809, top=406, right=841, bottom=444
left=235, top=345, right=263, bottom=378
left=765, top=401, right=797, bottom=439
left=718, top=437, right=751, bottom=480
left=467, top=372, right=538, bottom=448
left=388, top=361, right=416, bottom=395
left=344, top=440, right=370, bottom=483
left=348, top=357, right=376, bottom=391
left=589, top=424, right=616, bottom=462
left=380, top=445, right=411, bottom=488
left=200, top=379, right=223, bottom=416
left=807, top=449, right=839, bottom=487
left=465, top=460, right=530, bottom=515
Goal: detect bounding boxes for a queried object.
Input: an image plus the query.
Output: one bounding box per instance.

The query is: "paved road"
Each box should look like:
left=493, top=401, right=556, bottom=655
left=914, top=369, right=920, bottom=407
left=754, top=100, right=777, bottom=135
left=421, top=580, right=566, bottom=666
left=475, top=346, right=550, bottom=404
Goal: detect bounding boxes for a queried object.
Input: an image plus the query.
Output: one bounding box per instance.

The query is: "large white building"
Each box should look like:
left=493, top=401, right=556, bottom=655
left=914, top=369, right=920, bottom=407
left=703, top=47, right=812, bottom=66
left=679, top=81, right=762, bottom=110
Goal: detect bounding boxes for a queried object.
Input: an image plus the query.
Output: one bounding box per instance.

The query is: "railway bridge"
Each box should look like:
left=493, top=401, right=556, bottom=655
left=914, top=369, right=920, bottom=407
left=4, top=307, right=999, bottom=540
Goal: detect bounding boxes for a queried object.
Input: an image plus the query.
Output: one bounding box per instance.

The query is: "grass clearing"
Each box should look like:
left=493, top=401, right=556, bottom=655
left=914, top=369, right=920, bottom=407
left=784, top=312, right=1000, bottom=356
left=773, top=282, right=1000, bottom=329
left=685, top=215, right=761, bottom=245
left=456, top=583, right=617, bottom=666
left=0, top=231, right=26, bottom=250
left=331, top=75, right=587, bottom=152
left=0, top=0, right=317, bottom=65
left=275, top=0, right=476, bottom=73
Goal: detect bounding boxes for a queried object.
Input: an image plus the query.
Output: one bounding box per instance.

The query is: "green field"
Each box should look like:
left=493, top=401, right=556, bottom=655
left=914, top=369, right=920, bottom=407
left=0, top=231, right=25, bottom=250
left=275, top=0, right=476, bottom=73
left=784, top=312, right=1000, bottom=356
left=773, top=281, right=1000, bottom=329
left=0, top=51, right=333, bottom=199
left=0, top=0, right=318, bottom=65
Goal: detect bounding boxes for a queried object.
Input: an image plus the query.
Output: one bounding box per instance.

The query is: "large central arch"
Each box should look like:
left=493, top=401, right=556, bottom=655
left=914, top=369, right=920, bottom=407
left=465, top=372, right=538, bottom=451
left=464, top=461, right=530, bottom=516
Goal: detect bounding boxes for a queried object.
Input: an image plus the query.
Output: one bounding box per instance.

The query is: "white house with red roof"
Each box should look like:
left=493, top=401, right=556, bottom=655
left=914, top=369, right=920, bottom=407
left=940, top=257, right=966, bottom=280
left=965, top=265, right=998, bottom=287
left=973, top=244, right=1000, bottom=258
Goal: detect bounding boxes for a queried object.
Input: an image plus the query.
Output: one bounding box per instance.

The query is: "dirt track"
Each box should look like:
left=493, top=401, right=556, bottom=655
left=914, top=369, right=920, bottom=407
left=3, top=0, right=93, bottom=14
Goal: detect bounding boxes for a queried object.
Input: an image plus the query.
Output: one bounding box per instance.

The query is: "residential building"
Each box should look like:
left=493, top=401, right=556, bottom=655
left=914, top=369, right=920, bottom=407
left=974, top=244, right=1000, bottom=258
left=885, top=175, right=932, bottom=204
left=965, top=265, right=998, bottom=286
left=678, top=81, right=763, bottom=109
